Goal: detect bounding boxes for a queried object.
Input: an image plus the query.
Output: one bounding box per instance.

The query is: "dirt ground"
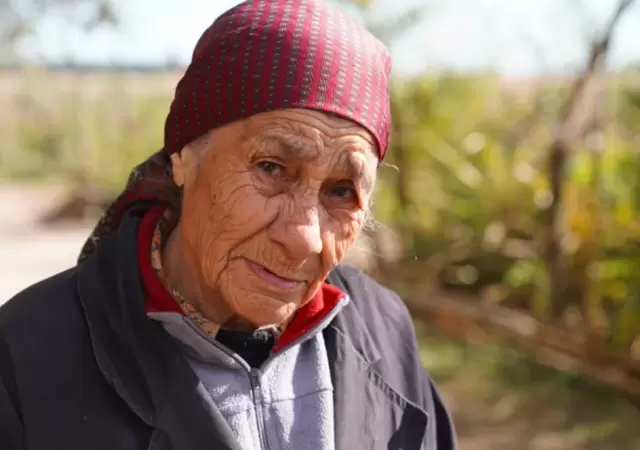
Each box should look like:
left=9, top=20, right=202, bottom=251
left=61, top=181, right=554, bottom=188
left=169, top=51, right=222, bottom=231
left=0, top=184, right=94, bottom=303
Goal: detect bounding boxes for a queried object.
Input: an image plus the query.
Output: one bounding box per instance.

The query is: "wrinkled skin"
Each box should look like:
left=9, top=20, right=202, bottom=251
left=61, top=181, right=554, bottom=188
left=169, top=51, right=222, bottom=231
left=162, top=108, right=378, bottom=329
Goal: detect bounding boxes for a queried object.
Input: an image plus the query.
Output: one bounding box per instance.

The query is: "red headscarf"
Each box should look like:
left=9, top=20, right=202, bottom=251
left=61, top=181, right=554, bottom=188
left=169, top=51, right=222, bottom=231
left=78, top=0, right=392, bottom=262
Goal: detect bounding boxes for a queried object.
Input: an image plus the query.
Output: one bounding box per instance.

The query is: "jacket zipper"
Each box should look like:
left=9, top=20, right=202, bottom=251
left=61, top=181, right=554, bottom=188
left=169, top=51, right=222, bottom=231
left=182, top=319, right=271, bottom=449
left=250, top=369, right=269, bottom=450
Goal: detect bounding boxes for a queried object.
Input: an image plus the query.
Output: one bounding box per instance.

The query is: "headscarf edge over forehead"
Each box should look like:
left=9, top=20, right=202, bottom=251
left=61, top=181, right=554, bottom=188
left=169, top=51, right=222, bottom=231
left=78, top=0, right=392, bottom=262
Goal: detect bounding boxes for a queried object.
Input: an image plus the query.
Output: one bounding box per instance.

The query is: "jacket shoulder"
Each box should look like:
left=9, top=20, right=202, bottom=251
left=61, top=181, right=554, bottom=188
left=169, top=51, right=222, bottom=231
left=328, top=263, right=421, bottom=381
left=0, top=268, right=80, bottom=335
left=330, top=264, right=458, bottom=449
left=330, top=264, right=414, bottom=331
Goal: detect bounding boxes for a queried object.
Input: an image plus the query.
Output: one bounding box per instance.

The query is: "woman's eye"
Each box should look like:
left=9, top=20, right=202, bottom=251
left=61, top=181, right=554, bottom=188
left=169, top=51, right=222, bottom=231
left=257, top=161, right=285, bottom=177
left=329, top=185, right=357, bottom=201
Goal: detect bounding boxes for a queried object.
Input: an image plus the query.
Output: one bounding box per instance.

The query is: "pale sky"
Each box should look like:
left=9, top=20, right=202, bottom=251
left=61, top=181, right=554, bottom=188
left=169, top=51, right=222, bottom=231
left=14, top=0, right=640, bottom=76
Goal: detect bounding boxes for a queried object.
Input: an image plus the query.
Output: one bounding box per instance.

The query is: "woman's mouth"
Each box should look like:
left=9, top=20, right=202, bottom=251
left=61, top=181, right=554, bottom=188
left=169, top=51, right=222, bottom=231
left=245, top=259, right=302, bottom=290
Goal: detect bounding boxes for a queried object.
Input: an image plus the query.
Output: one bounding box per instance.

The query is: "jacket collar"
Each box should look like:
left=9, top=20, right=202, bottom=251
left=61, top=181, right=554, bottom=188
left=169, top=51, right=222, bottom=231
left=77, top=206, right=243, bottom=450
left=325, top=270, right=381, bottom=364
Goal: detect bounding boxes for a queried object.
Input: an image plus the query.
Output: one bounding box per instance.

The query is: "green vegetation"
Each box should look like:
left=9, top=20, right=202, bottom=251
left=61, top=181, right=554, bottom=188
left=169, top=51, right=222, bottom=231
left=376, top=74, right=640, bottom=363
left=0, top=69, right=171, bottom=189
left=419, top=325, right=640, bottom=450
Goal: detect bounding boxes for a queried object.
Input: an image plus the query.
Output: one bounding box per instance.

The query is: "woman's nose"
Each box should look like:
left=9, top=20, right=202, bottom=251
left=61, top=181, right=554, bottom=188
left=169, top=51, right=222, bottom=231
left=269, top=207, right=323, bottom=261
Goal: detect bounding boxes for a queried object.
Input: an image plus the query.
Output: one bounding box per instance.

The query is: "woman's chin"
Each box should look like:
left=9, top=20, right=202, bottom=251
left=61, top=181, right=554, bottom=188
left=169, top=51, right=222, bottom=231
left=234, top=296, right=298, bottom=328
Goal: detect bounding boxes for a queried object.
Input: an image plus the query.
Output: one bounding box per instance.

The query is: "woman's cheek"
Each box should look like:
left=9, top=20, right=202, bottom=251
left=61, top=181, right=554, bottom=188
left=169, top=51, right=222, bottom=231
left=345, top=212, right=366, bottom=241
left=326, top=220, right=359, bottom=265
left=222, top=184, right=280, bottom=232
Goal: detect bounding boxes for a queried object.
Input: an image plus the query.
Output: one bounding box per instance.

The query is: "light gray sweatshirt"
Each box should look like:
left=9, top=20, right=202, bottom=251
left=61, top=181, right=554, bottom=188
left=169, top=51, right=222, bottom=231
left=148, top=296, right=346, bottom=450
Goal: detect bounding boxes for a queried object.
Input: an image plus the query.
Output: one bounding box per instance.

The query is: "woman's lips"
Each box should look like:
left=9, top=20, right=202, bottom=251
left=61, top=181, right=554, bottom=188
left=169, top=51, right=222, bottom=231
left=245, top=259, right=302, bottom=290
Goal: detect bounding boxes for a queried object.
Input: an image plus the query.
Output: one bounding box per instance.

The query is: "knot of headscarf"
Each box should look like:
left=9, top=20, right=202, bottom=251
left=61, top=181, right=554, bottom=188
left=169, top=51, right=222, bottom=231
left=78, top=0, right=392, bottom=262
left=78, top=149, right=179, bottom=262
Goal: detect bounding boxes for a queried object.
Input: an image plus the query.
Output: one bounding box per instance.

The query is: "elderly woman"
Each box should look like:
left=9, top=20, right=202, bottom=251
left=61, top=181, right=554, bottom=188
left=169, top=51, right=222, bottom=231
left=0, top=1, right=455, bottom=450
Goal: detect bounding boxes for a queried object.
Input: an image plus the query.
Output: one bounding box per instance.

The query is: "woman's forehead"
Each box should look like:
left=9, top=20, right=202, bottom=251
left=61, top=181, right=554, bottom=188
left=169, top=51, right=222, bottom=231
left=244, top=109, right=378, bottom=152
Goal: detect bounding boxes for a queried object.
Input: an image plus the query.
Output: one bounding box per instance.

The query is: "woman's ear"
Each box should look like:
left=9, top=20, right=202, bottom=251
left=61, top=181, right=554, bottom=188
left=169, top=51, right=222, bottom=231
left=170, top=152, right=186, bottom=187
left=171, top=131, right=214, bottom=188
left=171, top=146, right=201, bottom=188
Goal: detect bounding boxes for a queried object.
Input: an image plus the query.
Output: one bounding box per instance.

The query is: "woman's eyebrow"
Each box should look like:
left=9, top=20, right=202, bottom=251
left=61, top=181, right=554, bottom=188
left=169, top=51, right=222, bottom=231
left=335, top=152, right=374, bottom=192
left=260, top=135, right=319, bottom=160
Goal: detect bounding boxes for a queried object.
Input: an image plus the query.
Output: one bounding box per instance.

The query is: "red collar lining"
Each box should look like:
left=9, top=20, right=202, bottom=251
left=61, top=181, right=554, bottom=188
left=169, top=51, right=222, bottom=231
left=138, top=206, right=182, bottom=314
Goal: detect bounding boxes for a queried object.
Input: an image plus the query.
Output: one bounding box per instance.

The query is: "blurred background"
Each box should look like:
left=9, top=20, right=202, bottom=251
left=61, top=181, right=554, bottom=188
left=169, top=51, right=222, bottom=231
left=2, top=0, right=640, bottom=448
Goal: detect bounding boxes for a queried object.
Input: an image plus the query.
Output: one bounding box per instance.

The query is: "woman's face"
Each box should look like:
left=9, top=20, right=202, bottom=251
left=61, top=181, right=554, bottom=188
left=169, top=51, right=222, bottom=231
left=173, top=108, right=378, bottom=326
